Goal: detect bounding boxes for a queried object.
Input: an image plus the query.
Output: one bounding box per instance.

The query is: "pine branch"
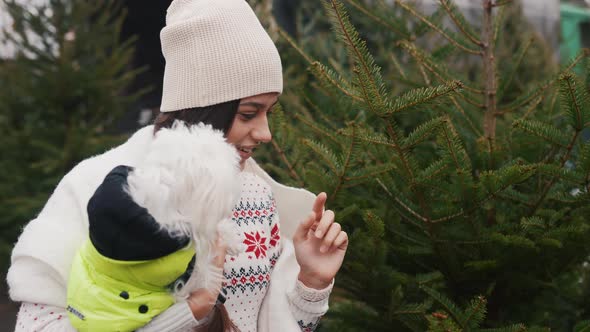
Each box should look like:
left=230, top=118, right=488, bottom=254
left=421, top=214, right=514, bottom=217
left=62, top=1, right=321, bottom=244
left=463, top=296, right=487, bottom=329
left=416, top=160, right=449, bottom=185
left=302, top=139, right=341, bottom=175
left=440, top=120, right=471, bottom=173
left=344, top=163, right=399, bottom=186
left=278, top=28, right=314, bottom=64
left=331, top=126, right=356, bottom=200
left=498, top=50, right=589, bottom=113
left=498, top=188, right=534, bottom=207
left=529, top=130, right=581, bottom=216
left=421, top=286, right=466, bottom=329
left=561, top=49, right=590, bottom=78
left=450, top=96, right=482, bottom=136
left=498, top=77, right=555, bottom=114
left=404, top=117, right=448, bottom=149
left=560, top=73, right=589, bottom=131
left=451, top=165, right=538, bottom=223
left=391, top=53, right=407, bottom=79
left=457, top=92, right=486, bottom=109
left=573, top=320, right=590, bottom=332
left=387, top=113, right=437, bottom=224
left=385, top=121, right=418, bottom=182
left=414, top=5, right=447, bottom=37
left=492, top=4, right=506, bottom=45
left=384, top=81, right=463, bottom=116
left=498, top=36, right=534, bottom=100
left=294, top=113, right=340, bottom=145
left=301, top=94, right=339, bottom=131
left=500, top=95, right=543, bottom=120
left=325, top=0, right=389, bottom=116
left=341, top=127, right=398, bottom=148
left=482, top=0, right=498, bottom=156
left=363, top=210, right=385, bottom=238
left=548, top=90, right=559, bottom=118
left=343, top=0, right=409, bottom=37
left=579, top=142, right=590, bottom=186
left=395, top=0, right=480, bottom=55
left=557, top=76, right=587, bottom=166
left=431, top=210, right=466, bottom=224
left=479, top=164, right=537, bottom=197
left=399, top=40, right=483, bottom=95
left=270, top=140, right=304, bottom=187
left=309, top=61, right=363, bottom=102
left=279, top=28, right=363, bottom=102
left=490, top=233, right=537, bottom=251
left=512, top=119, right=569, bottom=148
left=376, top=178, right=429, bottom=224
left=438, top=0, right=482, bottom=47
left=391, top=228, right=432, bottom=247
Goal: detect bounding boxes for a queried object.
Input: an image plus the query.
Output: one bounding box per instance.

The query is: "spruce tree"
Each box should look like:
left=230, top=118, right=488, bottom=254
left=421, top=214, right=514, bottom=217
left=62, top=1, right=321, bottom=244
left=0, top=0, right=143, bottom=271
left=258, top=0, right=590, bottom=330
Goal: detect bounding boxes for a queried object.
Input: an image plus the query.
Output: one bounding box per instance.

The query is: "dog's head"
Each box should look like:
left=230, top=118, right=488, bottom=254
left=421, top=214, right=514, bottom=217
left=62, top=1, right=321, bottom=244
left=127, top=121, right=242, bottom=240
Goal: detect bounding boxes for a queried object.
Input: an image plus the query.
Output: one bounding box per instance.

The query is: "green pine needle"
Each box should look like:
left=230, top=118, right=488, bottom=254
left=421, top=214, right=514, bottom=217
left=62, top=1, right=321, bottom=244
left=384, top=81, right=463, bottom=116
left=558, top=73, right=590, bottom=131
left=403, top=116, right=448, bottom=149
left=512, top=119, right=569, bottom=147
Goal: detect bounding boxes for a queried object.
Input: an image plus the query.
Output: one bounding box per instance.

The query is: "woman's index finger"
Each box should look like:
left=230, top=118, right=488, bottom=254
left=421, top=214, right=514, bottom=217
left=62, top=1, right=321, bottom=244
left=312, top=192, right=328, bottom=219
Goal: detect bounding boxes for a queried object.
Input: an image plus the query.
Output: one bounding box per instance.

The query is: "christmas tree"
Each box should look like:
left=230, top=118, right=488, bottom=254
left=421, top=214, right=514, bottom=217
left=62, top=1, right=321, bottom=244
left=0, top=0, right=144, bottom=271
left=259, top=0, right=590, bottom=330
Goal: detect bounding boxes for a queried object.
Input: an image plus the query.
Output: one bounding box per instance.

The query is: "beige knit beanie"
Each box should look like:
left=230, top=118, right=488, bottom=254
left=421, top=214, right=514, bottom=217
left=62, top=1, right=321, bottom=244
left=159, top=0, right=283, bottom=112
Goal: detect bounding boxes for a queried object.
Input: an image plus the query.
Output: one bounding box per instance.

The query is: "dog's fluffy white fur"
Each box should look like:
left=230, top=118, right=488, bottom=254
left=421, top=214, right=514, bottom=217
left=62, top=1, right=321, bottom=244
left=126, top=121, right=244, bottom=299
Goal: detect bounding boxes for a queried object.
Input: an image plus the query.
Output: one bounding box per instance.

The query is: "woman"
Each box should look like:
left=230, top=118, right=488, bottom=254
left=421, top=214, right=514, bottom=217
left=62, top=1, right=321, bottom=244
left=7, top=0, right=348, bottom=331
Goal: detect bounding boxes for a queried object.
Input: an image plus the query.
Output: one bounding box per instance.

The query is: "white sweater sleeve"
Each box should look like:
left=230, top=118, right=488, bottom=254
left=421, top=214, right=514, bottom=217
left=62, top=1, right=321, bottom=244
left=137, top=302, right=203, bottom=332
left=14, top=301, right=203, bottom=332
left=15, top=302, right=76, bottom=332
left=269, top=196, right=334, bottom=332
left=287, top=279, right=334, bottom=332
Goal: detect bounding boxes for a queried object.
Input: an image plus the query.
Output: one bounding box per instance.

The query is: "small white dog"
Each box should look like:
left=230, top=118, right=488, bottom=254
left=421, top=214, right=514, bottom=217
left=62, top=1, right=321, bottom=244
left=126, top=121, right=244, bottom=299
left=66, top=121, right=244, bottom=332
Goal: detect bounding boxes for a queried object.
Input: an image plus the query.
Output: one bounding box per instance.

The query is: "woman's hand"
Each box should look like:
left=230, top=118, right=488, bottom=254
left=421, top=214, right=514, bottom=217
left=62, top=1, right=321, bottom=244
left=293, top=192, right=348, bottom=289
left=187, top=236, right=227, bottom=320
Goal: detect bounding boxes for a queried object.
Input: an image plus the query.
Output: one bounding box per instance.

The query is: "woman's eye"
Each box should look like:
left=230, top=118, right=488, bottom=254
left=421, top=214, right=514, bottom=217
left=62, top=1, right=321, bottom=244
left=239, top=113, right=257, bottom=120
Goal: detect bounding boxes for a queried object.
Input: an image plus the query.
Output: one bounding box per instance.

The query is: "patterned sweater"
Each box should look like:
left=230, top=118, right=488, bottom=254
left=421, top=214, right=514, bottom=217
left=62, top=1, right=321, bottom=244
left=223, top=171, right=326, bottom=331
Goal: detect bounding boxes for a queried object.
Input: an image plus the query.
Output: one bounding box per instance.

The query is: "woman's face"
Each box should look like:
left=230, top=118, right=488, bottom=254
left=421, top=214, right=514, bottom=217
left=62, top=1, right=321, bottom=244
left=226, top=92, right=279, bottom=167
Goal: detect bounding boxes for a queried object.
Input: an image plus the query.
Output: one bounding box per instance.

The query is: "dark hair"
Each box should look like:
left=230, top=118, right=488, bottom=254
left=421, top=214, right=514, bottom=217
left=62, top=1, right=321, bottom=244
left=153, top=99, right=240, bottom=135
left=196, top=301, right=239, bottom=332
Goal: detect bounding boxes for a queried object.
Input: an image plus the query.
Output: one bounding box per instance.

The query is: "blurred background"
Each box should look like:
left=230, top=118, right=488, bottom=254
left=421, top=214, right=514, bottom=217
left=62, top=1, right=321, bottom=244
left=1, top=0, right=590, bottom=330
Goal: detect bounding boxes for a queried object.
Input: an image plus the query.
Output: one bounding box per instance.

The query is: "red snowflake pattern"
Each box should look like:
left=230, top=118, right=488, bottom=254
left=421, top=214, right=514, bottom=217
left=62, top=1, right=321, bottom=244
left=269, top=224, right=280, bottom=247
left=243, top=231, right=268, bottom=258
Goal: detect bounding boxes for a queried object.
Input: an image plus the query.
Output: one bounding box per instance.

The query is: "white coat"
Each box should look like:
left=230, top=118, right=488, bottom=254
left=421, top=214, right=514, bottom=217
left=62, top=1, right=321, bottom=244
left=7, top=125, right=317, bottom=332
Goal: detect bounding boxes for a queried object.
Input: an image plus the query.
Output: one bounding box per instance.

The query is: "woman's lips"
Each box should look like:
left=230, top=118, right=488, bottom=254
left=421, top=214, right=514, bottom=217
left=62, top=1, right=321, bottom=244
left=237, top=146, right=255, bottom=161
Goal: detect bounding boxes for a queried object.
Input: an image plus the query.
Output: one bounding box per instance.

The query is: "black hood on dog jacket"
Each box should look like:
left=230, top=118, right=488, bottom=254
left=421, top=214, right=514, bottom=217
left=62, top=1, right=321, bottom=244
left=87, top=165, right=190, bottom=261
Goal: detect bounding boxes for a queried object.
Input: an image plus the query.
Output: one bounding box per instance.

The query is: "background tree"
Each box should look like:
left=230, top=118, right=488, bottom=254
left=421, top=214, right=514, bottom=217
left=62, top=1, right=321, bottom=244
left=257, top=0, right=590, bottom=330
left=0, top=0, right=144, bottom=271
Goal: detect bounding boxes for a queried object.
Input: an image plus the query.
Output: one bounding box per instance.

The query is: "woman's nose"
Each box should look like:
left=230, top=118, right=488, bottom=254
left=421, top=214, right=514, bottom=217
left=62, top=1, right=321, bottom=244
left=252, top=116, right=272, bottom=143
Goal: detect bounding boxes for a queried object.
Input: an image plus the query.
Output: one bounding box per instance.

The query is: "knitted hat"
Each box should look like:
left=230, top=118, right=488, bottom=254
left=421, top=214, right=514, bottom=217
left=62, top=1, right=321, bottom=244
left=159, top=0, right=283, bottom=112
